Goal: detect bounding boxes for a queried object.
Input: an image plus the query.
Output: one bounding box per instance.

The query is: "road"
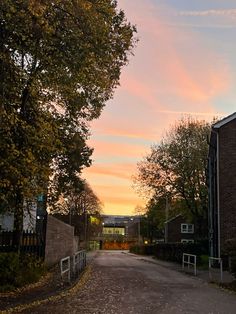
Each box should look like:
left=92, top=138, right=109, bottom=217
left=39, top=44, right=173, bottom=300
left=23, top=250, right=236, bottom=314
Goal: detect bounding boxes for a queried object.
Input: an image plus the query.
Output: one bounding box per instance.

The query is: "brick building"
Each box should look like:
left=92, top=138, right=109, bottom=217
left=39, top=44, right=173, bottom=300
left=208, top=112, right=236, bottom=258
left=164, top=215, right=195, bottom=243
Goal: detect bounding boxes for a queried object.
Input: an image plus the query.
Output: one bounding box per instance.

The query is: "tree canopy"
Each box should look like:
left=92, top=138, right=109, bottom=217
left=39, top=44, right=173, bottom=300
left=133, top=117, right=211, bottom=237
left=0, top=0, right=136, bottom=220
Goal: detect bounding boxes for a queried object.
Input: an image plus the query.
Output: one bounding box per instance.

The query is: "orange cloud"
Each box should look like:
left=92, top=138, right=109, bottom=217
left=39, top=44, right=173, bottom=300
left=82, top=183, right=145, bottom=215
left=87, top=140, right=148, bottom=159
left=84, top=163, right=136, bottom=181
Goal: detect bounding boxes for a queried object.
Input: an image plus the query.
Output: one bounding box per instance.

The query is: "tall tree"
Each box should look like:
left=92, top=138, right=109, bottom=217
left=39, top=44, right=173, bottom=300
left=0, top=0, right=136, bottom=242
left=134, top=117, right=211, bottom=238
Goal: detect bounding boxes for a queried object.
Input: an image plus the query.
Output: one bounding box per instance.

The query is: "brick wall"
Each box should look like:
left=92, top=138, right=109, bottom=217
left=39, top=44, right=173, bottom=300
left=44, top=215, right=79, bottom=266
left=219, top=119, right=236, bottom=253
left=166, top=215, right=195, bottom=242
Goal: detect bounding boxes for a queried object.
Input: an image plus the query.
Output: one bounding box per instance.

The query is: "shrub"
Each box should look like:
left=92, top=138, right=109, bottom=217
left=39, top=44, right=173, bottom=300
left=0, top=252, right=20, bottom=287
left=224, top=238, right=236, bottom=277
left=130, top=244, right=154, bottom=255
left=152, top=242, right=208, bottom=263
left=0, top=252, right=46, bottom=291
left=130, top=242, right=209, bottom=264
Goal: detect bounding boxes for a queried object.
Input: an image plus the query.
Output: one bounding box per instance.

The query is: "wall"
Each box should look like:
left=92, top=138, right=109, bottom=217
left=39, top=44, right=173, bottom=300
left=219, top=119, right=236, bottom=253
left=165, top=215, right=194, bottom=243
left=0, top=214, right=14, bottom=231
left=45, top=215, right=79, bottom=266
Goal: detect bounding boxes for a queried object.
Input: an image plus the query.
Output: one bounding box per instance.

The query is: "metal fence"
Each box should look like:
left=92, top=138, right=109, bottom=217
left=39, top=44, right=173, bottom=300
left=60, top=250, right=87, bottom=283
left=0, top=230, right=45, bottom=257
left=60, top=256, right=71, bottom=283
left=182, top=253, right=197, bottom=276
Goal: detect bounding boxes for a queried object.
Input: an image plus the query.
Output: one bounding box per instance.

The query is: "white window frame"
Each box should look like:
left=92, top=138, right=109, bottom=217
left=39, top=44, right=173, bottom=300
left=181, top=239, right=194, bottom=244
left=181, top=223, right=194, bottom=234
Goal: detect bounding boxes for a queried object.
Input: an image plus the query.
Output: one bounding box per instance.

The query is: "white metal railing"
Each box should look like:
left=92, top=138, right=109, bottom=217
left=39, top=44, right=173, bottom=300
left=182, top=253, right=197, bottom=276
left=60, top=256, right=71, bottom=282
left=73, top=250, right=86, bottom=274
left=209, top=257, right=223, bottom=282
left=60, top=250, right=87, bottom=283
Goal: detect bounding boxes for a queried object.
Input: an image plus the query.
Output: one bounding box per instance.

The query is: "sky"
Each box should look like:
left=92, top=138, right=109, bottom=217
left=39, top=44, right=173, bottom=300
left=83, top=0, right=236, bottom=216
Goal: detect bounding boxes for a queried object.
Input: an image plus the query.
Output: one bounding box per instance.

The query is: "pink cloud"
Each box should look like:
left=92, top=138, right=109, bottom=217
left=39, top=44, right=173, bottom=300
left=118, top=0, right=231, bottom=112
left=177, top=9, right=236, bottom=17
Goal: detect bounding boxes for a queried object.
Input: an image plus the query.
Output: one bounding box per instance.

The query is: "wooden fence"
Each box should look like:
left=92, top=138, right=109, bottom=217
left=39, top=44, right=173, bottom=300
left=0, top=230, right=45, bottom=258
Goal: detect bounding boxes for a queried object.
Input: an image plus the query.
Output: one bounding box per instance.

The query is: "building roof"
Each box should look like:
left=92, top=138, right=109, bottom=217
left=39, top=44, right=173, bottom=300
left=164, top=214, right=182, bottom=224
left=213, top=112, right=236, bottom=129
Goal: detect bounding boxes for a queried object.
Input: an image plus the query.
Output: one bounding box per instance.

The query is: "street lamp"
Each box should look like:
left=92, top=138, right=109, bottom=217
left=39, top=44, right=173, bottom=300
left=64, top=198, right=71, bottom=225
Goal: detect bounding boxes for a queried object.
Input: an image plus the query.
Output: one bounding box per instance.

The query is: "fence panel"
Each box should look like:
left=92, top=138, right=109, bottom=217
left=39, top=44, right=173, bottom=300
left=60, top=256, right=71, bottom=283
left=73, top=250, right=86, bottom=275
left=0, top=231, right=13, bottom=252
left=0, top=230, right=45, bottom=257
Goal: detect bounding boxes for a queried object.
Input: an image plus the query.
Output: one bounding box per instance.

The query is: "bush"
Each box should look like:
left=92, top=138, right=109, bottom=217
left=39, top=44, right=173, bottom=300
left=0, top=252, right=46, bottom=291
left=0, top=252, right=20, bottom=287
left=130, top=244, right=154, bottom=255
left=130, top=242, right=209, bottom=264
left=225, top=238, right=236, bottom=277
left=152, top=242, right=208, bottom=263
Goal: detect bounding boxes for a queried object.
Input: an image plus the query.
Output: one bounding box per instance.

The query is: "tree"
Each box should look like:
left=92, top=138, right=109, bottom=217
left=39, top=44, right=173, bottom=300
left=0, top=0, right=136, bottom=240
left=134, top=117, right=211, bottom=238
left=51, top=180, right=103, bottom=243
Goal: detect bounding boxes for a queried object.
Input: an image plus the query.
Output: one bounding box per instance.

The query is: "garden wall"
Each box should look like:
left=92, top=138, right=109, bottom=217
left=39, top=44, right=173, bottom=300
left=44, top=215, right=79, bottom=266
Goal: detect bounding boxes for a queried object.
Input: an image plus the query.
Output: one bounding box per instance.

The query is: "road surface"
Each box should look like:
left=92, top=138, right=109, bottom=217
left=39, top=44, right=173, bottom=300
left=23, top=250, right=236, bottom=314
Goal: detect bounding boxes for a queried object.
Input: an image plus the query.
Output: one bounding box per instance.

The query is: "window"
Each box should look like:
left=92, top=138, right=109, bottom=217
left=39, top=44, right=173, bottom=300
left=181, top=223, right=194, bottom=234
left=181, top=239, right=194, bottom=243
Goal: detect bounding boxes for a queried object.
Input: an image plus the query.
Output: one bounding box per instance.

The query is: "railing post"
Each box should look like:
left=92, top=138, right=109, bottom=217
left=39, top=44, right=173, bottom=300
left=209, top=257, right=223, bottom=283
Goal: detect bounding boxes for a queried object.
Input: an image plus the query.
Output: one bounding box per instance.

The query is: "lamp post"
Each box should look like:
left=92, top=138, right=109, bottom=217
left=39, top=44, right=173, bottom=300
left=64, top=198, right=71, bottom=225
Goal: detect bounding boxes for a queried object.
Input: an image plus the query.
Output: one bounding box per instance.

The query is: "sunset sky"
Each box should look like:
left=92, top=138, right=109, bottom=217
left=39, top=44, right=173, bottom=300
left=83, top=0, right=236, bottom=215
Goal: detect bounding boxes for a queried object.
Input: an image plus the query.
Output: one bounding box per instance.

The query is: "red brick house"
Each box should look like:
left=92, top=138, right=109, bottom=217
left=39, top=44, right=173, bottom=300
left=208, top=112, right=236, bottom=258
left=164, top=215, right=195, bottom=243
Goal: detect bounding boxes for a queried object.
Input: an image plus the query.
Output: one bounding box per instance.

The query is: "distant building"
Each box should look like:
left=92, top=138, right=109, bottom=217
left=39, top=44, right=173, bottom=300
left=99, top=215, right=140, bottom=249
left=101, top=215, right=139, bottom=237
left=208, top=112, right=236, bottom=258
left=102, top=225, right=125, bottom=236
left=0, top=195, right=46, bottom=232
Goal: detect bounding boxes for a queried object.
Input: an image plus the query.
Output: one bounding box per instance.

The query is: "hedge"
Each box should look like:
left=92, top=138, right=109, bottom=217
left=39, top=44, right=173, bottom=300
left=130, top=241, right=209, bottom=264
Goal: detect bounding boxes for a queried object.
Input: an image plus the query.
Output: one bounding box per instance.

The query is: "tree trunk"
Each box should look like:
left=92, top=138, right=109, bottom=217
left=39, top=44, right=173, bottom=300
left=13, top=190, right=24, bottom=253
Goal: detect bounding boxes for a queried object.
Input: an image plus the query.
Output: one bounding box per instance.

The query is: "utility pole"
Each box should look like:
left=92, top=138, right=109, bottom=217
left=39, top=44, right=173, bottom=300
left=138, top=215, right=141, bottom=244
left=84, top=211, right=87, bottom=250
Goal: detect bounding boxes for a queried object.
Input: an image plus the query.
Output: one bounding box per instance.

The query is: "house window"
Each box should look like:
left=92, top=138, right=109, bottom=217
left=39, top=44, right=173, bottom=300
left=181, top=223, right=194, bottom=234
left=181, top=239, right=194, bottom=244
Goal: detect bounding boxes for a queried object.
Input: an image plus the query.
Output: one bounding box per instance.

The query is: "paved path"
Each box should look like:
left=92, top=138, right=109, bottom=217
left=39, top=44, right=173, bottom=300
left=21, top=250, right=236, bottom=314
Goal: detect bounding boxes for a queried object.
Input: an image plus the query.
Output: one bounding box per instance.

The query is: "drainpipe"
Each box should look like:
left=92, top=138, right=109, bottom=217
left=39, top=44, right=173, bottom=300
left=212, top=128, right=220, bottom=258
left=208, top=156, right=213, bottom=257
left=216, top=131, right=221, bottom=258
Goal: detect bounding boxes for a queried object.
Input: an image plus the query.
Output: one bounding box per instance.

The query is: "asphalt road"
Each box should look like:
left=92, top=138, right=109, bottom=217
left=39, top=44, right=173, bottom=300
left=23, top=250, right=236, bottom=314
